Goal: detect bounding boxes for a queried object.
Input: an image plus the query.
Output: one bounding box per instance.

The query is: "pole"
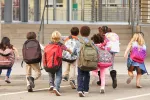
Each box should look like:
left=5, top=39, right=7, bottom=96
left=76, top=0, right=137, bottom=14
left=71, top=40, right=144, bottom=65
left=98, top=0, right=102, bottom=21
left=34, top=0, right=40, bottom=21
left=39, top=0, right=47, bottom=43
left=66, top=0, right=70, bottom=21
left=4, top=0, right=13, bottom=22
left=81, top=0, right=84, bottom=21
left=91, top=0, right=95, bottom=22
left=47, top=0, right=48, bottom=24
left=53, top=0, right=56, bottom=21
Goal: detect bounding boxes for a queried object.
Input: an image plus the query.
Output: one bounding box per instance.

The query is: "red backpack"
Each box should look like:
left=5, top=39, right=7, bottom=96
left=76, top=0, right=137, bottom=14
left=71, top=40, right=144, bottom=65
left=0, top=49, right=15, bottom=69
left=43, top=42, right=62, bottom=72
left=22, top=39, right=42, bottom=64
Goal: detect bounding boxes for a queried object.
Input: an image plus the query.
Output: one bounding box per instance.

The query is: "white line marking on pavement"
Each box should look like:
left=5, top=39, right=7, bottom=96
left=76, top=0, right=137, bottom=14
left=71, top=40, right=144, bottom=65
left=0, top=85, right=70, bottom=97
left=115, top=93, right=150, bottom=100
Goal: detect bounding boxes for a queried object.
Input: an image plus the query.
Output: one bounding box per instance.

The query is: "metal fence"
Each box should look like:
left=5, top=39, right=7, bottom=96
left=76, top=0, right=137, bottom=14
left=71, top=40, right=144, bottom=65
left=1, top=0, right=150, bottom=24
left=82, top=4, right=130, bottom=22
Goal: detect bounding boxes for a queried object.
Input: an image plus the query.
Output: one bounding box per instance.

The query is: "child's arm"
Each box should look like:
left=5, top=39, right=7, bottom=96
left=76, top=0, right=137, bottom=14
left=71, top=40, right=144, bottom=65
left=13, top=47, right=19, bottom=59
left=61, top=45, right=72, bottom=54
left=40, top=44, right=45, bottom=51
left=66, top=48, right=72, bottom=54
left=124, top=42, right=132, bottom=59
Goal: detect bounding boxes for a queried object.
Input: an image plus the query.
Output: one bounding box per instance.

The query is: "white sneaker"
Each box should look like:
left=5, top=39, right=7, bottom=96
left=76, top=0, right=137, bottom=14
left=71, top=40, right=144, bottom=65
left=49, top=86, right=54, bottom=91
left=53, top=89, right=61, bottom=96
left=78, top=91, right=85, bottom=97
left=84, top=92, right=89, bottom=94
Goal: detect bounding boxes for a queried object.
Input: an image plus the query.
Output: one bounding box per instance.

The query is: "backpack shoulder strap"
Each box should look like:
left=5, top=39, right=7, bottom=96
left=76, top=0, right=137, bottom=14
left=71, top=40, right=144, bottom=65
left=64, top=35, right=79, bottom=42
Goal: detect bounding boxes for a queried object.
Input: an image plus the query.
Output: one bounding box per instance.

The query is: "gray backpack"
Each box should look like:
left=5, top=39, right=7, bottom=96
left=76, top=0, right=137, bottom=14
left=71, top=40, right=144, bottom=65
left=78, top=39, right=98, bottom=71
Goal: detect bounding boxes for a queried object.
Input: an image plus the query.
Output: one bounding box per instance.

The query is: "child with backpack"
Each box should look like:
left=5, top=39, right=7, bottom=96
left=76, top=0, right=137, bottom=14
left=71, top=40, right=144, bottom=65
left=0, top=37, right=19, bottom=83
left=22, top=32, right=42, bottom=92
left=124, top=33, right=147, bottom=88
left=97, top=26, right=119, bottom=89
left=43, top=31, right=72, bottom=96
left=77, top=26, right=98, bottom=97
left=91, top=34, right=112, bottom=93
left=62, top=27, right=81, bottom=89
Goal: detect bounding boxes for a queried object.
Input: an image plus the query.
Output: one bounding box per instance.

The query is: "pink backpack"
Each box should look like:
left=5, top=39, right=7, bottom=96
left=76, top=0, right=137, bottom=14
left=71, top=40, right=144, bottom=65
left=96, top=44, right=112, bottom=68
left=0, top=49, right=15, bottom=69
left=130, top=42, right=146, bottom=63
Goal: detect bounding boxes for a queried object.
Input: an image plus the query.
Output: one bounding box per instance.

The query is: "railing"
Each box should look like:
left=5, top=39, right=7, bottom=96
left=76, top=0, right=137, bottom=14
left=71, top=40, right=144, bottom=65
left=1, top=0, right=149, bottom=24
left=131, top=0, right=150, bottom=33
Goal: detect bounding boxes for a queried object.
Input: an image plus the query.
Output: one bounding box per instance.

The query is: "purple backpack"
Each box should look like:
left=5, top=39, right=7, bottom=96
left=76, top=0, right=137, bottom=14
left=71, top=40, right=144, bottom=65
left=130, top=42, right=146, bottom=63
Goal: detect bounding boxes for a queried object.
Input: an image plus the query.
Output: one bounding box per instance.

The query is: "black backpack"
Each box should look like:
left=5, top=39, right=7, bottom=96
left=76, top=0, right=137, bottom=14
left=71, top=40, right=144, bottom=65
left=22, top=39, right=42, bottom=64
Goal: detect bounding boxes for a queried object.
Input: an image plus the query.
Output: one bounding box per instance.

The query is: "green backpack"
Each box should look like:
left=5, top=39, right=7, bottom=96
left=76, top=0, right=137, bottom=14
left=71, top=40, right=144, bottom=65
left=78, top=39, right=98, bottom=71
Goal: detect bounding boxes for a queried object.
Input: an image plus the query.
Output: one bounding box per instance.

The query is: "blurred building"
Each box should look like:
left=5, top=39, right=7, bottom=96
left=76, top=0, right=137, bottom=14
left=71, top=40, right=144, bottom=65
left=1, top=0, right=150, bottom=23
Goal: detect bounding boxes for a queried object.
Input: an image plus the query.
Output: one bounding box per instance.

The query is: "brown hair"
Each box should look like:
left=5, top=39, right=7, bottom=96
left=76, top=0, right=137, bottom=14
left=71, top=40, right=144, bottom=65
left=108, top=28, right=112, bottom=32
left=80, top=26, right=90, bottom=37
left=91, top=34, right=104, bottom=44
left=26, top=32, right=36, bottom=40
left=71, top=27, right=79, bottom=36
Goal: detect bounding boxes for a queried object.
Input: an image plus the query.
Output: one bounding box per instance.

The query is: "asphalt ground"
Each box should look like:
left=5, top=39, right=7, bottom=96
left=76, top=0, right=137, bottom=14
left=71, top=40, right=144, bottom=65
left=0, top=74, right=150, bottom=100
left=0, top=58, right=150, bottom=100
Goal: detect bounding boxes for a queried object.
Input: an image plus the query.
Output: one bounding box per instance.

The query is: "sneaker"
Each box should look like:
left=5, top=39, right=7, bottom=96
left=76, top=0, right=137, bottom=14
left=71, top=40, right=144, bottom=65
left=27, top=85, right=33, bottom=92
left=49, top=86, right=54, bottom=91
left=78, top=91, right=85, bottom=97
left=5, top=79, right=11, bottom=84
left=100, top=89, right=105, bottom=94
left=84, top=91, right=89, bottom=94
left=27, top=77, right=35, bottom=88
left=53, top=89, right=61, bottom=96
left=70, top=80, right=76, bottom=89
left=62, top=76, right=68, bottom=82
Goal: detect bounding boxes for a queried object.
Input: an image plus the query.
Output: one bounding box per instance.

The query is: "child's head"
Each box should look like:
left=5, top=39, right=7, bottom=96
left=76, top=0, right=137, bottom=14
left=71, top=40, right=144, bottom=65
left=132, top=33, right=145, bottom=46
left=108, top=28, right=112, bottom=32
left=102, top=26, right=108, bottom=34
left=0, top=37, right=13, bottom=50
left=71, top=27, right=79, bottom=36
left=51, top=31, right=61, bottom=43
left=26, top=32, right=36, bottom=40
left=98, top=27, right=103, bottom=34
left=80, top=26, right=90, bottom=37
left=91, top=34, right=104, bottom=44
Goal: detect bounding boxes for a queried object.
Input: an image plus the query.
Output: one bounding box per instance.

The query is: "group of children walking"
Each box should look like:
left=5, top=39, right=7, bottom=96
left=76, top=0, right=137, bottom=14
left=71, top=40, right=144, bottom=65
left=0, top=26, right=147, bottom=97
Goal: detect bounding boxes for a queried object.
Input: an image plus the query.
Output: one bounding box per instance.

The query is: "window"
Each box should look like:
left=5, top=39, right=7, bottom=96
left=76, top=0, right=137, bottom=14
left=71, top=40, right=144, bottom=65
left=13, top=0, right=20, bottom=21
left=109, top=0, right=115, bottom=3
left=46, top=0, right=63, bottom=7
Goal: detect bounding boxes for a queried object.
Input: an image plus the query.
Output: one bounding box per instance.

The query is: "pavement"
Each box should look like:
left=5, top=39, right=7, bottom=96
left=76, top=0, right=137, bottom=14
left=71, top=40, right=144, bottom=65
left=0, top=58, right=150, bottom=100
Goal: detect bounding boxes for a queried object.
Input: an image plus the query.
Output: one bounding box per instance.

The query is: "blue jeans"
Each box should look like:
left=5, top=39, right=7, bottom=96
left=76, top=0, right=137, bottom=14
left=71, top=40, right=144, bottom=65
left=48, top=66, right=62, bottom=91
left=0, top=68, right=12, bottom=78
left=77, top=67, right=90, bottom=92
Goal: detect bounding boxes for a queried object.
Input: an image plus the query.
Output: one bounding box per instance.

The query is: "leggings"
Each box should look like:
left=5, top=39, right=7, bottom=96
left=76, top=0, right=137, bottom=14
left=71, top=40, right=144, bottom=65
left=99, top=67, right=106, bottom=88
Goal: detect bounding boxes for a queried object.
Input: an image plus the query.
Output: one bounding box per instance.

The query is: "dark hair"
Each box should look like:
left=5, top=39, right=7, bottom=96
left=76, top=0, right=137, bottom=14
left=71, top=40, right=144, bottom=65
left=26, top=32, right=36, bottom=40
left=102, top=26, right=108, bottom=34
left=71, top=27, right=79, bottom=36
left=0, top=37, right=13, bottom=50
left=98, top=27, right=103, bottom=34
left=108, top=28, right=112, bottom=32
left=91, top=34, right=104, bottom=44
left=80, top=26, right=90, bottom=37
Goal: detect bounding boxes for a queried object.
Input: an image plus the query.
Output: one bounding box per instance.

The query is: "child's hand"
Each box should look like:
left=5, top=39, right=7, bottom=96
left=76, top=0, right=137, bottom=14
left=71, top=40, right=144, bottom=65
left=124, top=53, right=128, bottom=59
left=16, top=56, right=20, bottom=60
